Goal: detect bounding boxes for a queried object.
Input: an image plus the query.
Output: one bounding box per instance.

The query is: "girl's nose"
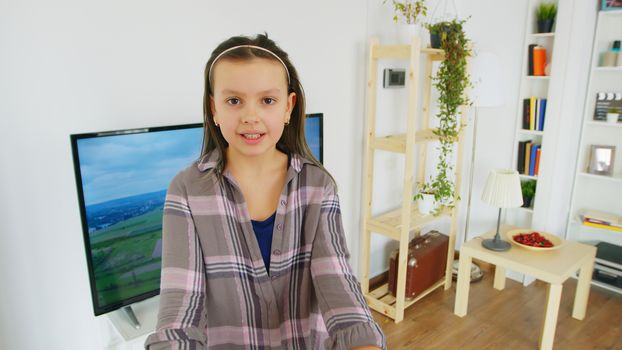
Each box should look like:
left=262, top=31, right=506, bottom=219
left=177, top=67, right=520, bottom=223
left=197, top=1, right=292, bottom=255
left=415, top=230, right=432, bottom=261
left=240, top=104, right=260, bottom=124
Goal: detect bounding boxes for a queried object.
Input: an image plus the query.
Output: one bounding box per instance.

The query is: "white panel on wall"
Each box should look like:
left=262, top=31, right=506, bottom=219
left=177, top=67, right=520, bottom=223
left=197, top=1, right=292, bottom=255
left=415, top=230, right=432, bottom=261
left=0, top=1, right=367, bottom=349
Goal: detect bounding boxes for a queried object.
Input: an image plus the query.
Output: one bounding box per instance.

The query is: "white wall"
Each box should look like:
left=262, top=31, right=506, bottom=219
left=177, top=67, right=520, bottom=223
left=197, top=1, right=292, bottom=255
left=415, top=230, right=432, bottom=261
left=0, top=1, right=367, bottom=349
left=0, top=0, right=591, bottom=349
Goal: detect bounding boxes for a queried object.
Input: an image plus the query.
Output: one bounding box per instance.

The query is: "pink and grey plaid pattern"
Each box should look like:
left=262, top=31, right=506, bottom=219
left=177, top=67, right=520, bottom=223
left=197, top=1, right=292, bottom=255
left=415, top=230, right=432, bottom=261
left=145, top=151, right=386, bottom=350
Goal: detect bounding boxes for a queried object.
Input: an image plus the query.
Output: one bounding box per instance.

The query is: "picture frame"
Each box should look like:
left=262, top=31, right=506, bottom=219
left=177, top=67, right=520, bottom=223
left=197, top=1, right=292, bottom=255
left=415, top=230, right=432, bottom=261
left=587, top=145, right=616, bottom=176
left=601, top=0, right=622, bottom=11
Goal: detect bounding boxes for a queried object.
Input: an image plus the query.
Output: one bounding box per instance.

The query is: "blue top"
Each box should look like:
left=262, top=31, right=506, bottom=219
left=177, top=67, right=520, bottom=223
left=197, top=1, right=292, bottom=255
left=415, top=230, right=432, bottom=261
left=251, top=212, right=276, bottom=273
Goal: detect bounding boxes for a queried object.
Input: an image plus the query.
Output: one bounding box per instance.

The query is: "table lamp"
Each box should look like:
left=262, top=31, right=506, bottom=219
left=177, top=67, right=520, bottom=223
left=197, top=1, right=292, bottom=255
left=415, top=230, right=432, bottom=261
left=481, top=169, right=523, bottom=251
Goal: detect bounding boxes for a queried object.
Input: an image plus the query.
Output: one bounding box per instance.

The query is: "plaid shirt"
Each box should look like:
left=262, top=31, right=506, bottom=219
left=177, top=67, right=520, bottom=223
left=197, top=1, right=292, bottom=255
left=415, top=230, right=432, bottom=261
left=145, top=150, right=386, bottom=350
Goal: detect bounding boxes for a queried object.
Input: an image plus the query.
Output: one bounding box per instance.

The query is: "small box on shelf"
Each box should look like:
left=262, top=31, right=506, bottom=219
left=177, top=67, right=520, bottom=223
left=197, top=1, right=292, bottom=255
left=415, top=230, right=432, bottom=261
left=593, top=92, right=622, bottom=122
left=587, top=144, right=616, bottom=176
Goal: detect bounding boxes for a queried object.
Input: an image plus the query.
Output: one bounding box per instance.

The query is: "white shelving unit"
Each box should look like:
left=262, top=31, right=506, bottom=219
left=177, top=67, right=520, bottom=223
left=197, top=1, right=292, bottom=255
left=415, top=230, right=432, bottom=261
left=565, top=10, right=622, bottom=294
left=566, top=9, right=622, bottom=248
left=507, top=0, right=561, bottom=230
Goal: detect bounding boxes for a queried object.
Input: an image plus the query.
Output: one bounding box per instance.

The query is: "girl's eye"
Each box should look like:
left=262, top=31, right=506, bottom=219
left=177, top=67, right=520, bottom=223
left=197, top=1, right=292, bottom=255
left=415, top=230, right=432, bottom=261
left=263, top=97, right=276, bottom=105
left=226, top=98, right=241, bottom=105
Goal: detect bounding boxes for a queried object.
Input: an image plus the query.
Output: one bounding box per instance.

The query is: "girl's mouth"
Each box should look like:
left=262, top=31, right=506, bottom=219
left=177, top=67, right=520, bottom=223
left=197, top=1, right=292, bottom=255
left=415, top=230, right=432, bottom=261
left=239, top=132, right=265, bottom=144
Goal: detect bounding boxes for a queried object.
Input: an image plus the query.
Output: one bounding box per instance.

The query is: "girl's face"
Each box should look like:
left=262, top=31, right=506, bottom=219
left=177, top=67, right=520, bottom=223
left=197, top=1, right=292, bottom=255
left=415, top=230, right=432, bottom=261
left=210, top=58, right=296, bottom=162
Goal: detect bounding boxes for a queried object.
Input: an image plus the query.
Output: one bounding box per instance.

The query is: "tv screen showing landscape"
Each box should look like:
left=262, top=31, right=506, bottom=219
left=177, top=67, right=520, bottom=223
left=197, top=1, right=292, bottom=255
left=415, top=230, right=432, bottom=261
left=71, top=123, right=203, bottom=315
left=305, top=113, right=323, bottom=163
left=72, top=114, right=321, bottom=315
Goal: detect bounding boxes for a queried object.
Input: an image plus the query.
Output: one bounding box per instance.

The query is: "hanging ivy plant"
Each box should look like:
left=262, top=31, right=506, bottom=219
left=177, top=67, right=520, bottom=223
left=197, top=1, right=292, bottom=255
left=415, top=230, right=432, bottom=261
left=415, top=19, right=471, bottom=212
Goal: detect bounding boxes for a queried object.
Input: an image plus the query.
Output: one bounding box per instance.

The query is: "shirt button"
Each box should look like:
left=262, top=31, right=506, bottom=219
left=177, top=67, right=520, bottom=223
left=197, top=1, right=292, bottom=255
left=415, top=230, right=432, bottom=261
left=273, top=249, right=281, bottom=256
left=277, top=224, right=283, bottom=231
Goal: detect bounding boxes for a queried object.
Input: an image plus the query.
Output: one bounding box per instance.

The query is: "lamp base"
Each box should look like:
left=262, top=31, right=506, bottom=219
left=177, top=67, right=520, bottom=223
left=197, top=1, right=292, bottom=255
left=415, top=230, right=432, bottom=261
left=482, top=238, right=511, bottom=251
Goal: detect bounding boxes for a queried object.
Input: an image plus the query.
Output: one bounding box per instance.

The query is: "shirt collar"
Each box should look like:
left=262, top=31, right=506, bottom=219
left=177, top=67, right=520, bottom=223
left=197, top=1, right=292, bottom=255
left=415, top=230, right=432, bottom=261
left=197, top=149, right=312, bottom=174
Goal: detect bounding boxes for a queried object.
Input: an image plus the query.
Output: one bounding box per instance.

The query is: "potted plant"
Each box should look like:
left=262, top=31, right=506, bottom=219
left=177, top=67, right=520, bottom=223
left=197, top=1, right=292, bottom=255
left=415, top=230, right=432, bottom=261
left=415, top=18, right=471, bottom=214
left=606, top=107, right=620, bottom=124
left=425, top=21, right=449, bottom=49
left=536, top=2, right=557, bottom=33
left=414, top=182, right=437, bottom=215
left=384, top=0, right=428, bottom=43
left=521, top=180, right=536, bottom=208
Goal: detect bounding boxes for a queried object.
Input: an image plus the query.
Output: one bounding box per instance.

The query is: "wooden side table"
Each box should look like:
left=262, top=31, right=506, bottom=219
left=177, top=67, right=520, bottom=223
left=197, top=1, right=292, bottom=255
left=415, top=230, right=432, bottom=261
left=454, top=225, right=596, bottom=350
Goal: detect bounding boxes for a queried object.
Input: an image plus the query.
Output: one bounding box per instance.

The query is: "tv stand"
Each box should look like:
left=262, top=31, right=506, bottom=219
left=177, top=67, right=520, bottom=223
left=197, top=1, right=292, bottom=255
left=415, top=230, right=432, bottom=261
left=107, top=296, right=158, bottom=341
left=123, top=305, right=141, bottom=329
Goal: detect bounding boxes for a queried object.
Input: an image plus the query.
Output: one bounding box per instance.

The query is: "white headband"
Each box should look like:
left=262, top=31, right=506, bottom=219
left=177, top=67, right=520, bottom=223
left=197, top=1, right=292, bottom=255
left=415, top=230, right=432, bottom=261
left=208, top=45, right=291, bottom=87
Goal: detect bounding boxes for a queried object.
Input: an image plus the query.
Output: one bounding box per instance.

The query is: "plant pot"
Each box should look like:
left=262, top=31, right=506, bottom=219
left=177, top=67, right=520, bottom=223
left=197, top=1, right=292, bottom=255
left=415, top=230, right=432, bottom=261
left=418, top=193, right=437, bottom=215
left=521, top=195, right=533, bottom=208
left=537, top=19, right=554, bottom=33
left=428, top=24, right=451, bottom=49
left=429, top=31, right=441, bottom=49
left=396, top=23, right=422, bottom=44
left=606, top=113, right=620, bottom=124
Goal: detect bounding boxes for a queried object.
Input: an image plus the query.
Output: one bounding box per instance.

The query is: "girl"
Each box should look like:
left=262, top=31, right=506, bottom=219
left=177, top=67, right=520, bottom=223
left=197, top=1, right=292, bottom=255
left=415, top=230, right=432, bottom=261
left=145, top=33, right=386, bottom=350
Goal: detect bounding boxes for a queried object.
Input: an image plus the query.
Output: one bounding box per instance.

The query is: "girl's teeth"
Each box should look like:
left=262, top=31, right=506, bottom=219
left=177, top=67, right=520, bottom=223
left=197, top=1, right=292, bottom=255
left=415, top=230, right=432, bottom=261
left=244, top=134, right=260, bottom=139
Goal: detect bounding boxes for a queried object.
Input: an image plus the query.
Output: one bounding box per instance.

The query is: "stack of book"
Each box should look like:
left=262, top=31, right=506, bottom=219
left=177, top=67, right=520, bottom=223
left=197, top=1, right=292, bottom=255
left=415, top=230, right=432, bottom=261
left=522, top=97, right=547, bottom=131
left=517, top=141, right=541, bottom=176
left=581, top=210, right=622, bottom=232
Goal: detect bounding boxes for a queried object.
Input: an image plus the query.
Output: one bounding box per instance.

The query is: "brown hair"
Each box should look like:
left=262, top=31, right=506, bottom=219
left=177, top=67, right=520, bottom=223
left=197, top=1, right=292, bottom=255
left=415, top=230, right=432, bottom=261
left=202, top=33, right=325, bottom=176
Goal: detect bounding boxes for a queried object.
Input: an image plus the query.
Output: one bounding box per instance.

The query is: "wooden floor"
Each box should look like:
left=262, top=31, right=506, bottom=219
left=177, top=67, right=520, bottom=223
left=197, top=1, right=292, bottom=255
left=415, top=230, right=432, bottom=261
left=372, top=271, right=622, bottom=349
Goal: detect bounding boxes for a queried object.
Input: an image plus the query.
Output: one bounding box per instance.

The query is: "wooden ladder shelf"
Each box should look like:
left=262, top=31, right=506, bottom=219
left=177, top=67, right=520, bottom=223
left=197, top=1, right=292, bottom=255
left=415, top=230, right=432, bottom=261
left=360, top=37, right=467, bottom=323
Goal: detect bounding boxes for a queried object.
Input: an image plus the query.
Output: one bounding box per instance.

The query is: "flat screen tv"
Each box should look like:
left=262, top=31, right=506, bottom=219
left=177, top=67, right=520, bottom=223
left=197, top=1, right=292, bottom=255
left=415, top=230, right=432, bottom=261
left=71, top=115, right=323, bottom=316
left=71, top=123, right=204, bottom=315
left=305, top=113, right=323, bottom=163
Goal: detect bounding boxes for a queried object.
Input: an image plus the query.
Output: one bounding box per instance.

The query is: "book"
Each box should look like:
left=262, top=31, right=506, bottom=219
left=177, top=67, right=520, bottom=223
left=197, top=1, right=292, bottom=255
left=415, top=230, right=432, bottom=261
left=582, top=210, right=622, bottom=227
left=535, top=99, right=541, bottom=131
left=539, top=99, right=547, bottom=131
left=534, top=147, right=541, bottom=176
left=529, top=144, right=539, bottom=176
left=533, top=46, right=546, bottom=76
left=523, top=141, right=531, bottom=175
left=528, top=44, right=537, bottom=75
left=583, top=221, right=622, bottom=232
left=530, top=96, right=536, bottom=130
left=517, top=140, right=528, bottom=173
left=522, top=99, right=530, bottom=129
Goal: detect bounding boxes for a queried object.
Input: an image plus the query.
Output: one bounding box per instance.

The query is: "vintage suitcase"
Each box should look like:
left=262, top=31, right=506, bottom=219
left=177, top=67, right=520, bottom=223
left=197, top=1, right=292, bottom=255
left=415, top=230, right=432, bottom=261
left=388, top=231, right=449, bottom=299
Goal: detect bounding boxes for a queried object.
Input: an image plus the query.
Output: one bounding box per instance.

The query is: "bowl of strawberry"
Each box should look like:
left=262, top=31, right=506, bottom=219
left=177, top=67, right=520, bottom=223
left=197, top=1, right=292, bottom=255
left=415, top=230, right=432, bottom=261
left=506, top=229, right=563, bottom=251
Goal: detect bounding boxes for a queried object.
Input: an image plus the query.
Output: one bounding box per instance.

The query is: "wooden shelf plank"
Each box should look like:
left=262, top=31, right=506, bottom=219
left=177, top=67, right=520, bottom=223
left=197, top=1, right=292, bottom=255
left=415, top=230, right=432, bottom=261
left=366, top=206, right=451, bottom=240
left=365, top=279, right=447, bottom=320
left=372, top=134, right=407, bottom=153
left=372, top=45, right=445, bottom=60
left=373, top=45, right=411, bottom=59
left=372, top=129, right=441, bottom=153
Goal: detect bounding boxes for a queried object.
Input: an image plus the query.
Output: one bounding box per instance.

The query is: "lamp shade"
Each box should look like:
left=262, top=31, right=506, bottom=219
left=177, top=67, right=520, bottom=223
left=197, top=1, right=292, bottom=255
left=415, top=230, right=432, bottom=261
left=469, top=52, right=504, bottom=107
left=481, top=169, right=523, bottom=208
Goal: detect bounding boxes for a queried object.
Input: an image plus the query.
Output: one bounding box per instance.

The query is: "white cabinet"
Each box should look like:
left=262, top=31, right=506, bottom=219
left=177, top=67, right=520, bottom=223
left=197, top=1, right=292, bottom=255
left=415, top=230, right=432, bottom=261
left=506, top=0, right=562, bottom=230
left=566, top=10, right=622, bottom=252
